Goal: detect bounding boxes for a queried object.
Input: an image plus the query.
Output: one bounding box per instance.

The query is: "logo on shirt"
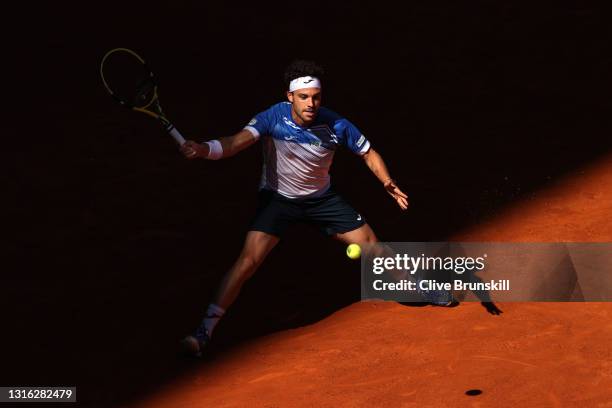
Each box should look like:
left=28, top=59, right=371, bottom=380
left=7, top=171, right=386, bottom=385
left=357, top=135, right=366, bottom=148
left=283, top=116, right=301, bottom=130
left=357, top=214, right=362, bottom=221
left=310, top=125, right=339, bottom=145
left=248, top=118, right=257, bottom=126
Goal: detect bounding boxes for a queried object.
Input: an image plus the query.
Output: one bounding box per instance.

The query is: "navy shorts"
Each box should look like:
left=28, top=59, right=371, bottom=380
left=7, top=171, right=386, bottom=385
left=249, top=188, right=366, bottom=238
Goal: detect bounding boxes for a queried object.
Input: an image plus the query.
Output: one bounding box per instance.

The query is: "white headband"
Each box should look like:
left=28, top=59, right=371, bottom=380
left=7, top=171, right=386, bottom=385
left=289, top=76, right=322, bottom=92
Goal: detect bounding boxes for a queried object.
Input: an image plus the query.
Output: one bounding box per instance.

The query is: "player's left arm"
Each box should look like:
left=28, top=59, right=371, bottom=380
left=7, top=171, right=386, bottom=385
left=362, top=148, right=409, bottom=210
left=338, top=116, right=408, bottom=210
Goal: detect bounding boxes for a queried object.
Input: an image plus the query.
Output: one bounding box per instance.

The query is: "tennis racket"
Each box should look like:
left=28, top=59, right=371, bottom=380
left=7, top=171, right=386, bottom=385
left=100, top=47, right=186, bottom=145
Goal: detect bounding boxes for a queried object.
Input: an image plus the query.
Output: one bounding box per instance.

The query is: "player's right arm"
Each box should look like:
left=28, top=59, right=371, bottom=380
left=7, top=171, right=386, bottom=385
left=181, top=129, right=258, bottom=160
left=181, top=106, right=274, bottom=160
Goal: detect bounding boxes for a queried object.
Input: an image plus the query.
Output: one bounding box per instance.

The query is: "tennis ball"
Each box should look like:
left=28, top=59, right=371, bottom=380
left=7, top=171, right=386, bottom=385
left=346, top=243, right=361, bottom=260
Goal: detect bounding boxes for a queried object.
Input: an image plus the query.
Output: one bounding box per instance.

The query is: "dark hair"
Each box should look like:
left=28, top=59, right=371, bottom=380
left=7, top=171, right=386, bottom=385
left=284, top=59, right=325, bottom=88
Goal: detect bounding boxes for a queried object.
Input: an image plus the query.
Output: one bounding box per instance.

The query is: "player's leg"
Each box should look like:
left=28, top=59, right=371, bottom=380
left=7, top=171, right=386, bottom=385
left=211, top=230, right=280, bottom=310
left=333, top=222, right=398, bottom=263
left=333, top=222, right=378, bottom=246
left=307, top=190, right=455, bottom=306
left=182, top=230, right=279, bottom=356
left=334, top=223, right=455, bottom=306
left=182, top=190, right=296, bottom=356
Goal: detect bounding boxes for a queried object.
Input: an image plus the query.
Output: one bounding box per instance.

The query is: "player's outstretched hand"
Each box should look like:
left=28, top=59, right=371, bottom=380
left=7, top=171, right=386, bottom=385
left=180, top=140, right=209, bottom=159
left=384, top=179, right=409, bottom=210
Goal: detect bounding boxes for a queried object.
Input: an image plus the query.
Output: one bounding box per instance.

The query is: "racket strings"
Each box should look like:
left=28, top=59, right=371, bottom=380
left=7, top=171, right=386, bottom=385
left=101, top=49, right=157, bottom=109
left=133, top=77, right=157, bottom=108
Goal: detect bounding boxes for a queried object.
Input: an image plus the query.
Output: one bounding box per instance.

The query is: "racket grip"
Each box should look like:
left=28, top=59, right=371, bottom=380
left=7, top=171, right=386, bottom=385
left=167, top=125, right=186, bottom=145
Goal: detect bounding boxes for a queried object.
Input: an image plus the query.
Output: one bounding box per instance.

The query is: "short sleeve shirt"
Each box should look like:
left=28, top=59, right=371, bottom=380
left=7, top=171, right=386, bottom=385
left=244, top=102, right=371, bottom=198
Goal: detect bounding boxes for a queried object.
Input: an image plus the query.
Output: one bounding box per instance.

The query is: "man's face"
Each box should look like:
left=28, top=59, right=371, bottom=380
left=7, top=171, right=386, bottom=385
left=287, top=87, right=322, bottom=126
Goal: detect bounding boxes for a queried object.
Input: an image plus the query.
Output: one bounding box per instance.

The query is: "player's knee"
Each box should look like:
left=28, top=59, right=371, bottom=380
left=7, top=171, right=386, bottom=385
left=363, top=227, right=378, bottom=243
left=237, top=253, right=262, bottom=278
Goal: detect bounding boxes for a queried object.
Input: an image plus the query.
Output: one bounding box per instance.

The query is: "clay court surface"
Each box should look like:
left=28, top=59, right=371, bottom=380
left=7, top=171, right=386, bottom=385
left=128, top=157, right=612, bottom=408
left=132, top=303, right=612, bottom=408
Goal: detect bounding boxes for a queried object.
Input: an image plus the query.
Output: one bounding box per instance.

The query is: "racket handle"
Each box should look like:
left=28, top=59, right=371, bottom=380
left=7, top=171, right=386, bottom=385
left=166, top=124, right=186, bottom=145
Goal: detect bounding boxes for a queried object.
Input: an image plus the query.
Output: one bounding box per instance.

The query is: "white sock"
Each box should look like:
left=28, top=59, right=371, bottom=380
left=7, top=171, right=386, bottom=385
left=203, top=304, right=225, bottom=337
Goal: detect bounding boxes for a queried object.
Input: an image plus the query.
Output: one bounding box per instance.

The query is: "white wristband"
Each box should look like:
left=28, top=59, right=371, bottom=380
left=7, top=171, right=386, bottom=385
left=204, top=140, right=223, bottom=160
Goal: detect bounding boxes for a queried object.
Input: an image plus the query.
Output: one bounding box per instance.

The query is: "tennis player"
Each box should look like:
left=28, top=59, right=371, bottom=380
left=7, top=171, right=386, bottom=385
left=179, top=60, right=410, bottom=356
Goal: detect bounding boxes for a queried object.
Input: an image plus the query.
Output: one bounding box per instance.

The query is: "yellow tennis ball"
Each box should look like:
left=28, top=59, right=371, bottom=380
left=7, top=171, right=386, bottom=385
left=346, top=244, right=361, bottom=260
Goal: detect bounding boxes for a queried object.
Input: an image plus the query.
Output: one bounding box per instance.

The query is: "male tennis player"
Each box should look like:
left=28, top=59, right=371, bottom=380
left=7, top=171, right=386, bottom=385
left=179, top=60, right=414, bottom=357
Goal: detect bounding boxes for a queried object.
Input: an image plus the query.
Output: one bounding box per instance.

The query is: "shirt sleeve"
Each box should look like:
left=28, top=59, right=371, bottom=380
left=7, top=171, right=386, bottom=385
left=339, top=118, right=371, bottom=155
left=243, top=107, right=274, bottom=140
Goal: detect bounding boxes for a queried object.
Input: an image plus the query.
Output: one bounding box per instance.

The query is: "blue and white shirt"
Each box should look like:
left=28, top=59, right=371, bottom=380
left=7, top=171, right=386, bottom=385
left=244, top=102, right=371, bottom=199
